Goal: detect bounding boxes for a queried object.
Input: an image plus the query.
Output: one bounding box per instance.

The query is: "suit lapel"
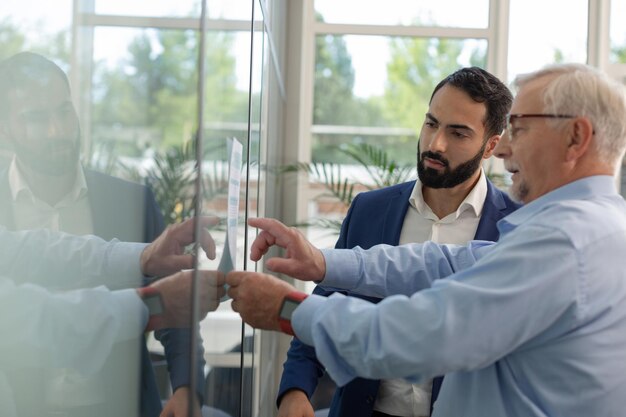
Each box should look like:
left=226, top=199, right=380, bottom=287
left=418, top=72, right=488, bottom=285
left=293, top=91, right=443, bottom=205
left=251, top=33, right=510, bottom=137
left=474, top=180, right=506, bottom=241
left=381, top=181, right=414, bottom=245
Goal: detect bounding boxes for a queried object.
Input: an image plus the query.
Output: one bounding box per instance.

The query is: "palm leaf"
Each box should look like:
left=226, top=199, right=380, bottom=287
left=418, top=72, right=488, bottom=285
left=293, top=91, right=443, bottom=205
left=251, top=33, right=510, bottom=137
left=280, top=161, right=355, bottom=207
left=339, top=143, right=414, bottom=189
left=280, top=143, right=414, bottom=235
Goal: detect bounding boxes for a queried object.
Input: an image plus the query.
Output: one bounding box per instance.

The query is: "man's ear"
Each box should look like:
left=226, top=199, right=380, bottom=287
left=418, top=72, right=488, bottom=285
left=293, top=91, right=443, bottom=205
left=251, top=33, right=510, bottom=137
left=482, top=134, right=501, bottom=159
left=565, top=117, right=594, bottom=162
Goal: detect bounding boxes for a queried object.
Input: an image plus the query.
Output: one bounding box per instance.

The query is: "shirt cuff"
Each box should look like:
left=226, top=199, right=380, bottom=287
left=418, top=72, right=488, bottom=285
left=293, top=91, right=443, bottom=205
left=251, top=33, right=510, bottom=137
left=292, top=294, right=327, bottom=346
left=105, top=242, right=148, bottom=285
left=112, top=288, right=149, bottom=341
left=320, top=248, right=360, bottom=289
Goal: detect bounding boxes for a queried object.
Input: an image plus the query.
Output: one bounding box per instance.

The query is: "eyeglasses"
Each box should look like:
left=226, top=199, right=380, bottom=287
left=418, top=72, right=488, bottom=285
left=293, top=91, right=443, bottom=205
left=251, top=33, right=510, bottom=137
left=506, top=114, right=576, bottom=140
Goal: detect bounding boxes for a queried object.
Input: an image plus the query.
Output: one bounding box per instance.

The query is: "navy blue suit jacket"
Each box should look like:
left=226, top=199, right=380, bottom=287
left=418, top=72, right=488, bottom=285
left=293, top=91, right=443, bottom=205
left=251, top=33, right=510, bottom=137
left=278, top=179, right=521, bottom=417
left=0, top=168, right=204, bottom=417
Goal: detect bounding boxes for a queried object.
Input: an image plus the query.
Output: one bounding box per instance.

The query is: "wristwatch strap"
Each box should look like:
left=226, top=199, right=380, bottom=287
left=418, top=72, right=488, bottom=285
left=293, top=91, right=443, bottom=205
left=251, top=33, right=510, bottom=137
left=278, top=291, right=308, bottom=336
left=137, top=286, right=163, bottom=332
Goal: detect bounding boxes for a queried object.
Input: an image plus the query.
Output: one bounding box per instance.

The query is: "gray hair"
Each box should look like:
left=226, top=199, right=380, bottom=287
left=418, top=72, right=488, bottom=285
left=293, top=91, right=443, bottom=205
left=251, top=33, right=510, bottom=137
left=514, top=63, right=626, bottom=170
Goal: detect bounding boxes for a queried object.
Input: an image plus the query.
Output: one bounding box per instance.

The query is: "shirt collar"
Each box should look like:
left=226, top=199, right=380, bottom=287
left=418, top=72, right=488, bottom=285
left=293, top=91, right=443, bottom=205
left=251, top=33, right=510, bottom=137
left=497, top=175, right=618, bottom=234
left=8, top=155, right=88, bottom=207
left=409, top=169, right=488, bottom=220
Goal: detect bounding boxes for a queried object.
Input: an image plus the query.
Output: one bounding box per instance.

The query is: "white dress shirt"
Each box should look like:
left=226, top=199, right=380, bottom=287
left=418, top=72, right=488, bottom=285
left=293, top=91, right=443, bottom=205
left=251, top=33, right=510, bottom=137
left=374, top=170, right=487, bottom=417
left=7, top=157, right=108, bottom=410
left=0, top=227, right=148, bottom=417
left=8, top=156, right=93, bottom=235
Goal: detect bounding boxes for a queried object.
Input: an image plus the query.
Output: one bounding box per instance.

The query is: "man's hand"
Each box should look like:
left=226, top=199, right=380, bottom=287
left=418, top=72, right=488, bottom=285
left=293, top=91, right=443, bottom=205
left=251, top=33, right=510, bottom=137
left=277, top=389, right=315, bottom=417
left=147, top=269, right=225, bottom=329
left=160, top=386, right=201, bottom=417
left=227, top=271, right=296, bottom=331
left=141, top=216, right=218, bottom=278
left=248, top=218, right=326, bottom=281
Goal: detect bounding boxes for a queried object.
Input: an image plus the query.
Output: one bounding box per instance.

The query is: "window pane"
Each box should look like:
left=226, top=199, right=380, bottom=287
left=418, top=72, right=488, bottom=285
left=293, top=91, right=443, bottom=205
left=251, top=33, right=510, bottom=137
left=91, top=27, right=255, bottom=161
left=315, top=0, right=489, bottom=28
left=94, top=0, right=259, bottom=20
left=508, top=0, right=587, bottom=82
left=95, top=0, right=200, bottom=18
left=90, top=24, right=259, bottom=414
left=0, top=0, right=71, bottom=62
left=313, top=132, right=417, bottom=165
left=0, top=25, right=144, bottom=417
left=313, top=34, right=487, bottom=161
left=610, top=0, right=626, bottom=63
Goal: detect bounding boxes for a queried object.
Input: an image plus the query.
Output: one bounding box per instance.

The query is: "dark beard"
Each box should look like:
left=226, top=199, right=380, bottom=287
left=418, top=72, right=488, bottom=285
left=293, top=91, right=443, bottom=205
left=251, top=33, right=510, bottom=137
left=417, top=141, right=486, bottom=189
left=13, top=124, right=81, bottom=176
left=13, top=133, right=80, bottom=176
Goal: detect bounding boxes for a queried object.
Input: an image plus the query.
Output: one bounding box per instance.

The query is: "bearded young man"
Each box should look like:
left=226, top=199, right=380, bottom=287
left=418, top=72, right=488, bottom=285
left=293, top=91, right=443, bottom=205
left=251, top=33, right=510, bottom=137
left=276, top=67, right=521, bottom=417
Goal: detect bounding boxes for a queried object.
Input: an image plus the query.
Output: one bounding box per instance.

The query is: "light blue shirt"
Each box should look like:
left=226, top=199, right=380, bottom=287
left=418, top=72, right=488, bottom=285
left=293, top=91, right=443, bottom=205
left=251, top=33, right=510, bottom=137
left=0, top=229, right=149, bottom=417
left=293, top=176, right=626, bottom=417
left=0, top=228, right=149, bottom=371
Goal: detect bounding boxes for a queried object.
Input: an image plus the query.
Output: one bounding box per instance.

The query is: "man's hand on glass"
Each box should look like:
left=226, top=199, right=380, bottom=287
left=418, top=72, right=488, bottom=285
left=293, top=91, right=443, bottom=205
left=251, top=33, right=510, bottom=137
left=143, top=269, right=225, bottom=330
left=140, top=216, right=218, bottom=278
left=248, top=217, right=326, bottom=282
left=227, top=271, right=296, bottom=331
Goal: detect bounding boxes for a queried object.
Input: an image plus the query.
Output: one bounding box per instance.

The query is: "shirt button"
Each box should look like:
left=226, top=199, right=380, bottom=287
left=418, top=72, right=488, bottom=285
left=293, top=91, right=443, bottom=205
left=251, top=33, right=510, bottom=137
left=366, top=395, right=374, bottom=404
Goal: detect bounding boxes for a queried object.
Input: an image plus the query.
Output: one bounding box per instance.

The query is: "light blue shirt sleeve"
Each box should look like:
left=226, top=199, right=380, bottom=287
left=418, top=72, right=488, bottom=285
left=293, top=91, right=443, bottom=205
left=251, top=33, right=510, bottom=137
left=320, top=240, right=495, bottom=298
left=0, top=227, right=149, bottom=374
left=0, top=227, right=147, bottom=290
left=294, top=225, right=578, bottom=387
left=0, top=278, right=147, bottom=374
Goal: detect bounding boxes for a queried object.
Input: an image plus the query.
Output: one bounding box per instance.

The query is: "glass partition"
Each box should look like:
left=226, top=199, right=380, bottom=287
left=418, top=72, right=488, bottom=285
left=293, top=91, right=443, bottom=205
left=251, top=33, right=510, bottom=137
left=0, top=0, right=270, bottom=416
left=2, top=1, right=624, bottom=416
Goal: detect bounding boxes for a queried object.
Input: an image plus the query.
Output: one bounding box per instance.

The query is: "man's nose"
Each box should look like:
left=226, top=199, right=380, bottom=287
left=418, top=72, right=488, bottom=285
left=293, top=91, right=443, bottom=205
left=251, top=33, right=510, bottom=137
left=428, top=129, right=447, bottom=153
left=45, top=113, right=67, bottom=139
left=493, top=130, right=511, bottom=160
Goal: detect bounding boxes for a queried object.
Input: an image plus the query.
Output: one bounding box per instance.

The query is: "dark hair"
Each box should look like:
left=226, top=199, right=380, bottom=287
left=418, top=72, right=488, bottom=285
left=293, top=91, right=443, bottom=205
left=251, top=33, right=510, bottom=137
left=430, top=67, right=512, bottom=138
left=0, top=52, right=70, bottom=120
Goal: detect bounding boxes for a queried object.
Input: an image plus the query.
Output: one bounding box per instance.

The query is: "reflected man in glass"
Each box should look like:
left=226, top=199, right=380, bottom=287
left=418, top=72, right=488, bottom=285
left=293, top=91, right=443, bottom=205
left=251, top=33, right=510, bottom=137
left=0, top=51, right=204, bottom=417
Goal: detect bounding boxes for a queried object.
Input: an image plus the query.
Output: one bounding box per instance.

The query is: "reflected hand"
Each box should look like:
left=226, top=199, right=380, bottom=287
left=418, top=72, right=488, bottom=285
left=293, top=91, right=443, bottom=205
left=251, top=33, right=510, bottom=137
left=277, top=389, right=315, bottom=417
left=227, top=271, right=296, bottom=331
left=149, top=269, right=225, bottom=329
left=141, top=216, right=218, bottom=278
left=248, top=217, right=326, bottom=281
left=160, top=386, right=201, bottom=417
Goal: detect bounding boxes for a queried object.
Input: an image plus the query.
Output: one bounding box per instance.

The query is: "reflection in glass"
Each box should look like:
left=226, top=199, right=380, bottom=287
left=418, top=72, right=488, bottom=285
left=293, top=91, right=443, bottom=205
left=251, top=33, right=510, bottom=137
left=0, top=50, right=147, bottom=417
left=91, top=20, right=263, bottom=416
left=197, top=1, right=268, bottom=416
left=315, top=0, right=489, bottom=28
left=0, top=0, right=72, bottom=61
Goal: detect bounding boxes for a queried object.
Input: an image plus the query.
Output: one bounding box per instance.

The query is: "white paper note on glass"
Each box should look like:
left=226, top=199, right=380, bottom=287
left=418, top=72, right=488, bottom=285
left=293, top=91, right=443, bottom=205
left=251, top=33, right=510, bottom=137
left=218, top=137, right=242, bottom=277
